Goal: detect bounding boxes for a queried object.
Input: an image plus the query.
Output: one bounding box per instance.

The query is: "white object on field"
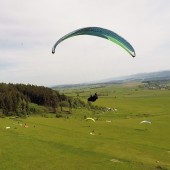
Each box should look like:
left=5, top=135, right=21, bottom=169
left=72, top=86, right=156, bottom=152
left=140, top=120, right=151, bottom=124
left=6, top=127, right=10, bottom=129
left=86, top=117, right=95, bottom=122
left=106, top=120, right=111, bottom=123
left=110, top=158, right=121, bottom=163
left=90, top=132, right=95, bottom=135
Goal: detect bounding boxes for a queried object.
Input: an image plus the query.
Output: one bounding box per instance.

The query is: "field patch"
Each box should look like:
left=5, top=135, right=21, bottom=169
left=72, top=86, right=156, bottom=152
left=0, top=84, right=170, bottom=170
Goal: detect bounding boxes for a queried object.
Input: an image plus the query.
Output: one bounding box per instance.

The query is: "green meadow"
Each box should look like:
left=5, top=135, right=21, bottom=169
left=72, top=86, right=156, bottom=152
left=0, top=83, right=170, bottom=170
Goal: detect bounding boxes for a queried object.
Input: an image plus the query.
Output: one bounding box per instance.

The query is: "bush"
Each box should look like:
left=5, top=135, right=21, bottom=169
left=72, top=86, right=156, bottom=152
left=56, top=113, right=63, bottom=118
left=0, top=112, right=5, bottom=118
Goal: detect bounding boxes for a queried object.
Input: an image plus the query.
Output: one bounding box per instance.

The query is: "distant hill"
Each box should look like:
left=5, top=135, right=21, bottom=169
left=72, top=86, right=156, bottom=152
left=53, top=70, right=170, bottom=89
left=100, top=70, right=170, bottom=83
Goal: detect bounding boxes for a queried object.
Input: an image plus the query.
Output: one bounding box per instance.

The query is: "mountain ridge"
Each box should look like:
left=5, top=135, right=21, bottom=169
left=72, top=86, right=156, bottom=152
left=52, top=70, right=170, bottom=88
left=99, top=70, right=170, bottom=83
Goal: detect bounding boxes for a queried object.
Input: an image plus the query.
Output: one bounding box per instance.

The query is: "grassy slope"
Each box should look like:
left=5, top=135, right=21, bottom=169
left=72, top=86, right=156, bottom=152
left=0, top=83, right=170, bottom=170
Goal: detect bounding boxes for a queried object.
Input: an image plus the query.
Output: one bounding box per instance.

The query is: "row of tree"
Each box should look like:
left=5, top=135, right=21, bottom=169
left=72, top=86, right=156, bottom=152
left=142, top=80, right=170, bottom=90
left=0, top=83, right=86, bottom=117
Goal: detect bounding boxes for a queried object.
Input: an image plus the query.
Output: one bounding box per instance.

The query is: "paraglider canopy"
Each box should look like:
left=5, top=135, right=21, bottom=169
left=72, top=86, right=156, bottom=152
left=86, top=117, right=96, bottom=122
left=52, top=27, right=136, bottom=57
left=139, top=120, right=151, bottom=124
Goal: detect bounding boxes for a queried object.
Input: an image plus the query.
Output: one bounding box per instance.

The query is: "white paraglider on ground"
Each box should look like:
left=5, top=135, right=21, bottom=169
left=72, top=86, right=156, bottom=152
left=86, top=117, right=95, bottom=122
left=139, top=120, right=151, bottom=124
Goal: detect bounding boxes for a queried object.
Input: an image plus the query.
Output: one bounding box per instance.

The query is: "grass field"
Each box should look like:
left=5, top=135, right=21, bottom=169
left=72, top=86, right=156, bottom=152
left=0, top=83, right=170, bottom=170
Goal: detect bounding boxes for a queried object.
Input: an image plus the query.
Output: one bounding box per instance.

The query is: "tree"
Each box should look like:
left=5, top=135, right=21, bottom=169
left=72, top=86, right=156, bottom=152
left=59, top=101, right=69, bottom=112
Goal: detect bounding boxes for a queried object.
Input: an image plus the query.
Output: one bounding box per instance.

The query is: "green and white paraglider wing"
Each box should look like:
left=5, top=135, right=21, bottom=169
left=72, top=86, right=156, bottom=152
left=52, top=27, right=136, bottom=57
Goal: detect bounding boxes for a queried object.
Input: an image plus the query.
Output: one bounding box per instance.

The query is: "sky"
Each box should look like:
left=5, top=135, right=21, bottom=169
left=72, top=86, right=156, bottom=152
left=0, top=0, right=170, bottom=86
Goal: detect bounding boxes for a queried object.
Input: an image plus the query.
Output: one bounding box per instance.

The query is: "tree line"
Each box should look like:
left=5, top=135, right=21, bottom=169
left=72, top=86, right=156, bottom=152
left=142, top=80, right=170, bottom=90
left=0, top=83, right=86, bottom=117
